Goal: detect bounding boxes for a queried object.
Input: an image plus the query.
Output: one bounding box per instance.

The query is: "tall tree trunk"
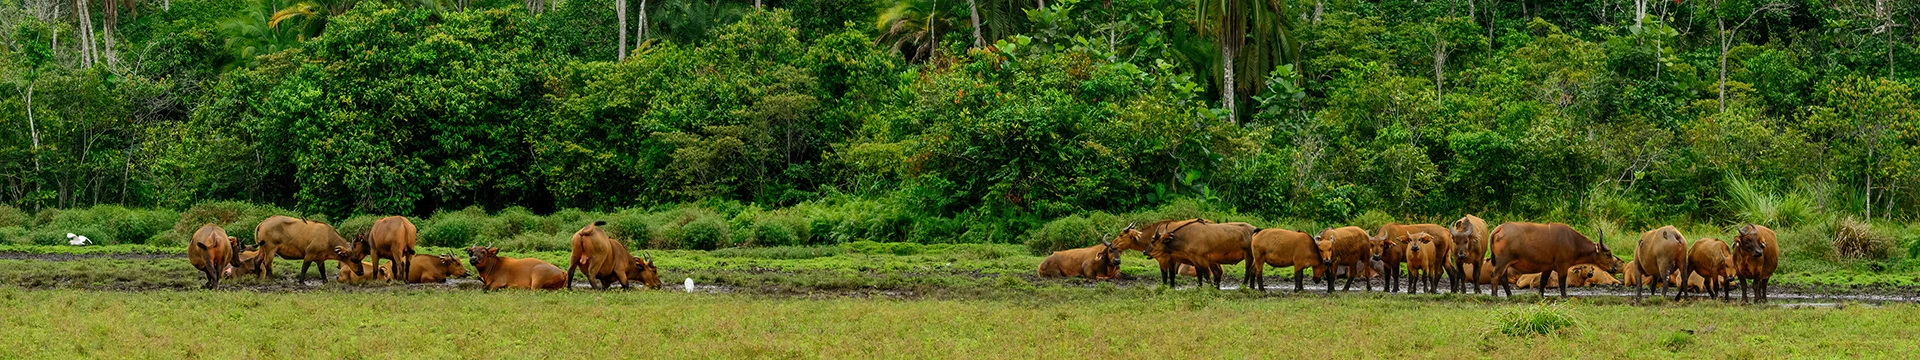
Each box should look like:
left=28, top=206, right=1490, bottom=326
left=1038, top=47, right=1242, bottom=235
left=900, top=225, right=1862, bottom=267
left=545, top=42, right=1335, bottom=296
left=102, top=0, right=116, bottom=66
left=1467, top=0, right=1475, bottom=23
left=968, top=0, right=982, bottom=48
left=75, top=0, right=93, bottom=67
left=1313, top=0, right=1323, bottom=24
left=1222, top=45, right=1237, bottom=124
left=1718, top=16, right=1727, bottom=113
left=645, top=0, right=652, bottom=45
left=617, top=0, right=627, bottom=60
left=1634, top=0, right=1645, bottom=28
left=1434, top=34, right=1447, bottom=104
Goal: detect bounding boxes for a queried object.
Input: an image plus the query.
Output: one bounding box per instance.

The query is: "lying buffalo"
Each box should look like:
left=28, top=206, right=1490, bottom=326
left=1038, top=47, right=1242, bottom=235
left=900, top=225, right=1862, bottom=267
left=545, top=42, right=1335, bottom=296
left=1247, top=228, right=1327, bottom=292
left=187, top=224, right=241, bottom=289
left=1733, top=224, right=1779, bottom=303
left=1634, top=226, right=1687, bottom=301
left=466, top=246, right=567, bottom=290
left=1488, top=222, right=1622, bottom=298
left=567, top=221, right=643, bottom=289
left=376, top=253, right=469, bottom=283
left=336, top=261, right=387, bottom=282
left=1038, top=235, right=1122, bottom=280
left=256, top=216, right=363, bottom=282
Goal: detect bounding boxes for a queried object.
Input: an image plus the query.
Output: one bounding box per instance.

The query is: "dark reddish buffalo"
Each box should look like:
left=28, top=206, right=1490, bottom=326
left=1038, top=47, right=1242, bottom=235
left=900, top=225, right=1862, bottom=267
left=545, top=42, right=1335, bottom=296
left=1682, top=237, right=1734, bottom=301
left=1316, top=226, right=1383, bottom=293
left=1111, top=221, right=1203, bottom=288
left=1377, top=223, right=1454, bottom=293
left=1488, top=222, right=1622, bottom=298
left=1732, top=224, right=1780, bottom=303
left=1449, top=215, right=1489, bottom=294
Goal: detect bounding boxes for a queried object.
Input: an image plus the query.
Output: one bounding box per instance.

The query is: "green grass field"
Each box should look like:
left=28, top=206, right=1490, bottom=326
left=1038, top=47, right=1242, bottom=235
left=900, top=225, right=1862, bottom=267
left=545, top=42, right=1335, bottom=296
left=1, top=288, right=1916, bottom=358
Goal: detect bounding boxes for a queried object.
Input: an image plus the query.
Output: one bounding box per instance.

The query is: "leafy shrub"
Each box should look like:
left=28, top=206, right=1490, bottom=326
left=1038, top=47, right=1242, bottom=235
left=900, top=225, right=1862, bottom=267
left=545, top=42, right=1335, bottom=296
left=31, top=206, right=178, bottom=245
left=1834, top=217, right=1894, bottom=260
left=746, top=211, right=811, bottom=247
left=846, top=241, right=922, bottom=255
left=1023, top=212, right=1120, bottom=256
left=651, top=207, right=732, bottom=250
left=0, top=205, right=26, bottom=228
left=484, top=206, right=546, bottom=241
left=1489, top=303, right=1580, bottom=337
left=0, top=227, right=28, bottom=245
left=1348, top=210, right=1397, bottom=231
left=598, top=209, right=654, bottom=247
left=163, top=201, right=297, bottom=245
left=334, top=215, right=382, bottom=240
left=495, top=231, right=570, bottom=252
left=419, top=208, right=488, bottom=248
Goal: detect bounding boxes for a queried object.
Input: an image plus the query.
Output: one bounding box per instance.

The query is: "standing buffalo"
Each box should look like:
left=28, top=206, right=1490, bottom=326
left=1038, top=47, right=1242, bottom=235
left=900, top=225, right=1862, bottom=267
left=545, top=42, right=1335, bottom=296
left=1247, top=228, right=1328, bottom=292
left=1732, top=224, right=1780, bottom=303
left=1402, top=232, right=1443, bottom=294
left=1488, top=222, right=1622, bottom=298
left=1449, top=215, right=1490, bottom=294
left=254, top=216, right=363, bottom=282
left=1317, top=226, right=1383, bottom=293
left=1038, top=235, right=1122, bottom=280
left=566, top=221, right=643, bottom=289
left=466, top=246, right=567, bottom=290
left=187, top=224, right=240, bottom=289
left=347, top=216, right=418, bottom=283
left=1111, top=221, right=1202, bottom=288
left=1682, top=237, right=1735, bottom=300
left=1377, top=223, right=1454, bottom=293
left=1634, top=226, right=1688, bottom=301
left=1149, top=220, right=1256, bottom=289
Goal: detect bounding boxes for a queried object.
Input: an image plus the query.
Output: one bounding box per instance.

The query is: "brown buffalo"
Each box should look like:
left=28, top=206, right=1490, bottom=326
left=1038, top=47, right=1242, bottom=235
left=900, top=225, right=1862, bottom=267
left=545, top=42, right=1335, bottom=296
left=566, top=221, right=642, bottom=289
left=1449, top=215, right=1491, bottom=293
left=336, top=261, right=388, bottom=282
left=1470, top=259, right=1522, bottom=285
left=1038, top=242, right=1121, bottom=279
left=1316, top=226, right=1384, bottom=293
left=188, top=224, right=240, bottom=289
left=346, top=216, right=418, bottom=283
left=1622, top=260, right=1644, bottom=287
left=1682, top=237, right=1735, bottom=300
left=1516, top=265, right=1612, bottom=289
left=1247, top=228, right=1329, bottom=292
left=255, top=216, right=363, bottom=282
left=1148, top=220, right=1256, bottom=289
left=629, top=253, right=662, bottom=289
left=1488, top=222, right=1622, bottom=297
left=1377, top=223, right=1454, bottom=293
left=1633, top=226, right=1688, bottom=300
left=1732, top=224, right=1780, bottom=303
left=1111, top=221, right=1202, bottom=287
left=1403, top=232, right=1445, bottom=294
left=1577, top=264, right=1621, bottom=285
left=466, top=246, right=567, bottom=290
left=378, top=253, right=469, bottom=283
left=223, top=245, right=262, bottom=280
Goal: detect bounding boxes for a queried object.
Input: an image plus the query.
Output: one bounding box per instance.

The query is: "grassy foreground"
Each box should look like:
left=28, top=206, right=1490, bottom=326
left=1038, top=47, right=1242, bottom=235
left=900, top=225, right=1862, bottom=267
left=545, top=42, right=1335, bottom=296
left=1, top=288, right=1915, bottom=358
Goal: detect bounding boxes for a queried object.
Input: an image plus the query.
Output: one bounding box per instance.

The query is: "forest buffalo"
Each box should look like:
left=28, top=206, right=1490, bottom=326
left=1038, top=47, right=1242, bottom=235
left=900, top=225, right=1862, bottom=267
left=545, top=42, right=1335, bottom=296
left=255, top=216, right=362, bottom=282
left=1450, top=215, right=1489, bottom=293
left=466, top=246, right=567, bottom=290
left=1488, top=222, right=1622, bottom=298
left=1634, top=226, right=1688, bottom=300
left=1149, top=221, right=1256, bottom=289
left=567, top=221, right=642, bottom=289
left=347, top=216, right=418, bottom=283
left=1378, top=223, right=1454, bottom=293
left=1037, top=239, right=1122, bottom=279
left=378, top=253, right=469, bottom=283
left=1247, top=228, right=1328, bottom=292
left=1733, top=224, right=1780, bottom=303
left=1402, top=232, right=1443, bottom=293
left=187, top=224, right=240, bottom=289
left=1682, top=237, right=1735, bottom=300
left=1317, top=226, right=1382, bottom=293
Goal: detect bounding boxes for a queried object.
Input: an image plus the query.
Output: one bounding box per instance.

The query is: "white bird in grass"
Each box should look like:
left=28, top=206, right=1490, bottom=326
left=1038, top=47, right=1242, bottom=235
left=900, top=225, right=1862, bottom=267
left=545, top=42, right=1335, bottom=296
left=66, top=233, right=91, bottom=246
left=684, top=278, right=695, bottom=293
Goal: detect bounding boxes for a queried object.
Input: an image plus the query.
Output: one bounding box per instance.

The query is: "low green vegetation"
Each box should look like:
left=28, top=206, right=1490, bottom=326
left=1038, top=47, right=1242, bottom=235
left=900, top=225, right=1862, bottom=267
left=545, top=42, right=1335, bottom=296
left=0, top=288, right=1915, bottom=358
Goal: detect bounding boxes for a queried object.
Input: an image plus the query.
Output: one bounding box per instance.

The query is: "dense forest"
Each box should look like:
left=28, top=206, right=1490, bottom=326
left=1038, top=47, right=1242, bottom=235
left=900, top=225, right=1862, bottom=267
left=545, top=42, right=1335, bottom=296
left=2, top=0, right=1918, bottom=245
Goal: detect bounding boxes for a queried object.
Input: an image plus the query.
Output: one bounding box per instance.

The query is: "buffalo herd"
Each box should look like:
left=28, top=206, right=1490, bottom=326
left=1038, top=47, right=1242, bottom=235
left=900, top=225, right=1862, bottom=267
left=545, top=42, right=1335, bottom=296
left=1038, top=216, right=1783, bottom=302
left=190, top=217, right=661, bottom=291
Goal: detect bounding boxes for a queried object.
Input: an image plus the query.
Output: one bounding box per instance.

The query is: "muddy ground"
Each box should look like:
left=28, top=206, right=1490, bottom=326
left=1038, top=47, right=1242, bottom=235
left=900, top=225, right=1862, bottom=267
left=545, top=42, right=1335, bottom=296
left=4, top=251, right=1916, bottom=304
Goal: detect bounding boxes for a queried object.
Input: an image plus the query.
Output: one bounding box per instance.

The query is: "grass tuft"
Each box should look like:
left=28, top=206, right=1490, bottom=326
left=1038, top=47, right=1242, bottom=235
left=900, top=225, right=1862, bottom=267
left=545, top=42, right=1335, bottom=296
left=1489, top=302, right=1580, bottom=337
left=1835, top=217, right=1895, bottom=260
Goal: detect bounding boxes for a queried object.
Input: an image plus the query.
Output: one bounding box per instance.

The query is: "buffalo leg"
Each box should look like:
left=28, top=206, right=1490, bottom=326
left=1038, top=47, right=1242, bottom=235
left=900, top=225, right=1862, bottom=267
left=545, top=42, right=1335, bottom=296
left=1209, top=263, right=1225, bottom=290
left=1294, top=268, right=1306, bottom=292
left=1326, top=265, right=1337, bottom=294
left=1738, top=277, right=1750, bottom=303
left=1357, top=261, right=1370, bottom=292
left=299, top=260, right=313, bottom=283
left=1538, top=271, right=1549, bottom=298
left=1759, top=278, right=1769, bottom=303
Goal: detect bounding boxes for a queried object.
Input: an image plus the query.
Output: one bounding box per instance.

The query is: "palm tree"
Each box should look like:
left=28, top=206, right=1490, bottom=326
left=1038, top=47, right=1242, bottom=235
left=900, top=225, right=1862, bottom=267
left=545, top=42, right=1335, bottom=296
left=875, top=0, right=948, bottom=62
left=1192, top=0, right=1299, bottom=124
